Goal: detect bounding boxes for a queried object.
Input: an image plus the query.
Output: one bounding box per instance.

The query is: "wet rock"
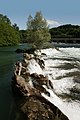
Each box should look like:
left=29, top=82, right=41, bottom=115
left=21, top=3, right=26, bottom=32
left=31, top=73, right=48, bottom=86
left=12, top=51, right=69, bottom=120
left=22, top=62, right=28, bottom=67
left=18, top=96, right=69, bottom=120
left=20, top=97, right=55, bottom=120
left=15, top=48, right=24, bottom=53
left=12, top=74, right=41, bottom=97
left=23, top=53, right=34, bottom=60
left=15, top=48, right=36, bottom=54
left=41, top=53, right=47, bottom=57
left=14, top=61, right=22, bottom=76
left=36, top=58, right=45, bottom=69
left=12, top=75, right=31, bottom=96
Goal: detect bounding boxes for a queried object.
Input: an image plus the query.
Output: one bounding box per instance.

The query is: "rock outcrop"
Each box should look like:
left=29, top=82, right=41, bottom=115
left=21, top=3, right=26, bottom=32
left=12, top=52, right=69, bottom=120
left=19, top=96, right=69, bottom=120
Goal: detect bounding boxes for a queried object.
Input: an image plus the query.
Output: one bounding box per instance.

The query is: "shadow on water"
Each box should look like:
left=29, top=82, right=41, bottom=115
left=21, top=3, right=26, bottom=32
left=0, top=44, right=30, bottom=120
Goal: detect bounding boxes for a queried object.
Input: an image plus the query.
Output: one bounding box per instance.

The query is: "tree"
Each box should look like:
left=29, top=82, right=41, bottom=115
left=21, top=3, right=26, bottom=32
left=12, top=23, right=19, bottom=31
left=26, top=11, right=51, bottom=49
left=0, top=14, right=11, bottom=25
left=0, top=17, right=20, bottom=46
left=20, top=30, right=28, bottom=43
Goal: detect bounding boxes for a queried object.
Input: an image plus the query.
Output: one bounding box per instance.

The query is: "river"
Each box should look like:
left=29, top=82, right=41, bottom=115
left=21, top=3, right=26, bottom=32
left=0, top=44, right=30, bottom=120
left=0, top=43, right=80, bottom=120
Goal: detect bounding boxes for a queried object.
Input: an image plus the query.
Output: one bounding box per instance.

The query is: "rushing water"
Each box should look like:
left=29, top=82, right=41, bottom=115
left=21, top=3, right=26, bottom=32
left=0, top=43, right=80, bottom=120
left=41, top=45, right=80, bottom=120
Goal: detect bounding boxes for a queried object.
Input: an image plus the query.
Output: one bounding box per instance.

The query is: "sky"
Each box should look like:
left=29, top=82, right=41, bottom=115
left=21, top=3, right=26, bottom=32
left=0, top=0, right=80, bottom=29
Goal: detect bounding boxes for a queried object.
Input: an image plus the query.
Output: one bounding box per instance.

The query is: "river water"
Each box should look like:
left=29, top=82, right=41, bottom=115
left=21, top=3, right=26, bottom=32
left=0, top=43, right=80, bottom=120
left=0, top=44, right=30, bottom=120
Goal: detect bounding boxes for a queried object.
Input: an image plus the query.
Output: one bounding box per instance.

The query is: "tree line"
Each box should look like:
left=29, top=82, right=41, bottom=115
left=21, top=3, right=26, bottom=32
left=49, top=24, right=80, bottom=40
left=20, top=24, right=80, bottom=44
left=1, top=12, right=80, bottom=47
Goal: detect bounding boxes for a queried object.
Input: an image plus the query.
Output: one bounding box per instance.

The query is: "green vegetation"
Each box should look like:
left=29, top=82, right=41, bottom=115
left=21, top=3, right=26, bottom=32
left=50, top=24, right=80, bottom=39
left=0, top=12, right=51, bottom=48
left=20, top=24, right=80, bottom=45
left=26, top=11, right=51, bottom=49
left=19, top=30, right=28, bottom=43
left=1, top=12, right=80, bottom=47
left=0, top=14, right=20, bottom=46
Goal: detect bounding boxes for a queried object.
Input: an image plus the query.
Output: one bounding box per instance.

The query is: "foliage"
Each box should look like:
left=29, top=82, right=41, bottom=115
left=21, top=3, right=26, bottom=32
left=0, top=14, right=11, bottom=25
left=0, top=14, right=20, bottom=46
left=26, top=11, right=51, bottom=49
left=19, top=30, right=28, bottom=43
left=50, top=24, right=80, bottom=39
left=12, top=23, right=19, bottom=31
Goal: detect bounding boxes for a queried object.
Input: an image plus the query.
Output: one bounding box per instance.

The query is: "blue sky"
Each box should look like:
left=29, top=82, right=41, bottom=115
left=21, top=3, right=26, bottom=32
left=0, top=0, right=80, bottom=29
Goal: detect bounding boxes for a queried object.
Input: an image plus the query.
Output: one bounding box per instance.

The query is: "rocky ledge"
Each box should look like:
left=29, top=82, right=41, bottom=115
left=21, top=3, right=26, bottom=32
left=12, top=51, right=69, bottom=120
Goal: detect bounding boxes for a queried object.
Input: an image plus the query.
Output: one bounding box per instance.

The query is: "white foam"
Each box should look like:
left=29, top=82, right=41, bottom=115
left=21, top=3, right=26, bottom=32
left=42, top=48, right=80, bottom=120
left=42, top=89, right=80, bottom=120
left=27, top=48, right=80, bottom=120
left=27, top=59, right=43, bottom=75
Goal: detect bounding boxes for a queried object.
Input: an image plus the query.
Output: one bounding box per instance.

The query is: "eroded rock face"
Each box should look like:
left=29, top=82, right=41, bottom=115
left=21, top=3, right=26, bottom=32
left=12, top=52, right=69, bottom=120
left=12, top=75, right=34, bottom=96
left=20, top=97, right=55, bottom=120
left=17, top=96, right=69, bottom=120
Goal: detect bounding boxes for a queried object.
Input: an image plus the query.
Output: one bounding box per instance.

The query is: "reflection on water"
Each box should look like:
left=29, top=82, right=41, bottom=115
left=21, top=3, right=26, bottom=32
left=0, top=44, right=30, bottom=120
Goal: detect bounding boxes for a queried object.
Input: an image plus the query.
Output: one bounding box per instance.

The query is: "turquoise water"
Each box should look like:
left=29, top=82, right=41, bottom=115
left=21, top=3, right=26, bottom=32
left=0, top=44, right=30, bottom=120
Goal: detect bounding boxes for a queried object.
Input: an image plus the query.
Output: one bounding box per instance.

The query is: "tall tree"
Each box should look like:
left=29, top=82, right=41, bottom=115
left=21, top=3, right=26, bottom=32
left=0, top=14, right=20, bottom=46
left=26, top=11, right=51, bottom=49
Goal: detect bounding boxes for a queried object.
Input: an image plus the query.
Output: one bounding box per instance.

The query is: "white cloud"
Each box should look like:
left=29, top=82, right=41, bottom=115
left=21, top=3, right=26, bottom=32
left=47, top=19, right=62, bottom=28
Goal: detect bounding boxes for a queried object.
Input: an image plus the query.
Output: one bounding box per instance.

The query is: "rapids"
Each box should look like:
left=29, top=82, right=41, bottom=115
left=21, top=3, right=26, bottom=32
left=40, top=48, right=80, bottom=120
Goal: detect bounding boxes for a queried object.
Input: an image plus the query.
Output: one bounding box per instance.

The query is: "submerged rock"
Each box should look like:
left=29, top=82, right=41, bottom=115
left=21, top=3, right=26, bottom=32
left=15, top=48, right=36, bottom=54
